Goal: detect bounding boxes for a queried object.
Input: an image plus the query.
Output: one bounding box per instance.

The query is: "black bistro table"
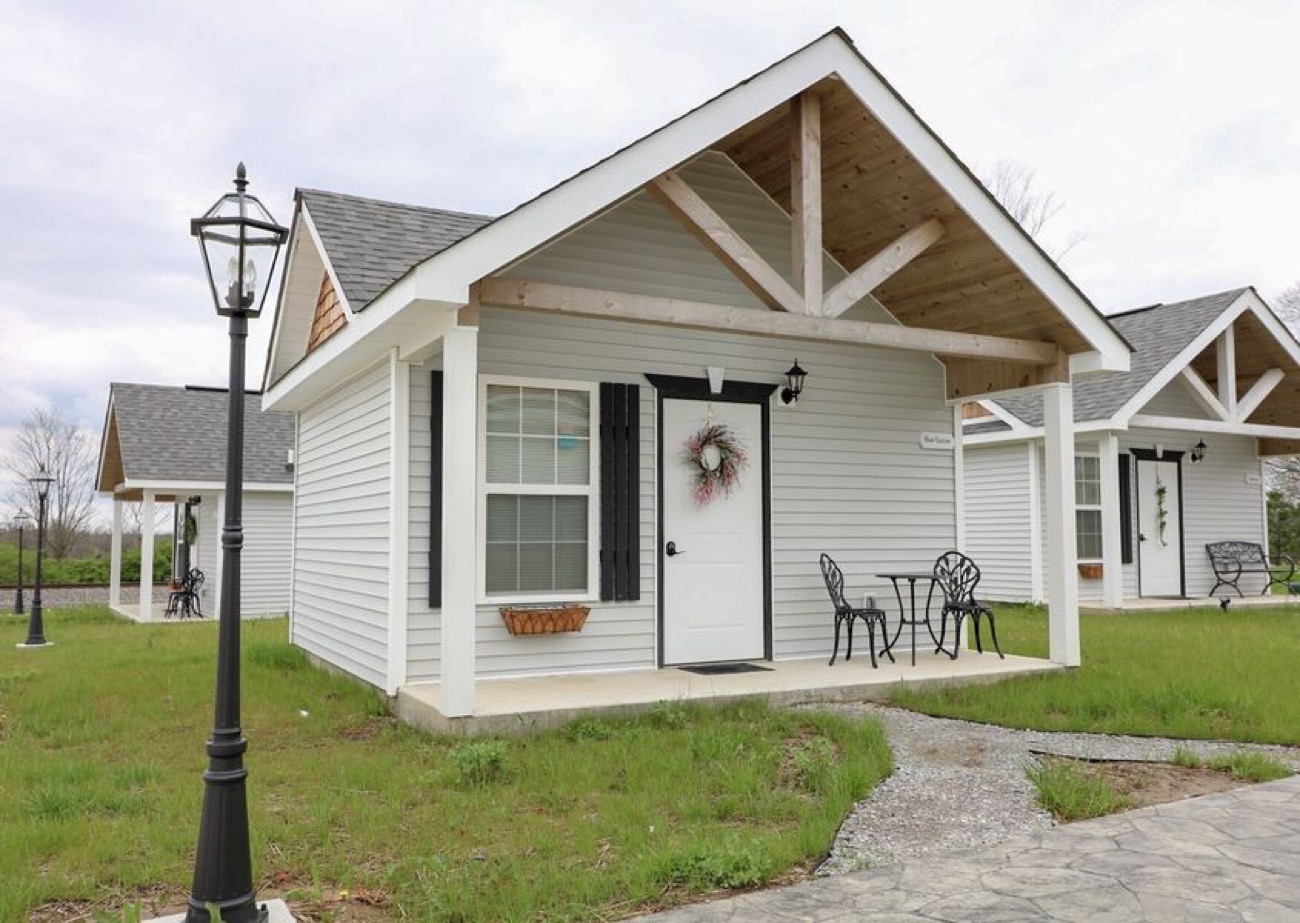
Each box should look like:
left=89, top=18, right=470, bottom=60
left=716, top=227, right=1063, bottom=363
left=875, top=570, right=942, bottom=666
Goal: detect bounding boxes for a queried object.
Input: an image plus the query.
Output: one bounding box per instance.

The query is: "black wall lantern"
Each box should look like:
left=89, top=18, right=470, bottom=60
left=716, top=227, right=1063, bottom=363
left=780, top=359, right=808, bottom=405
left=1190, top=440, right=1207, bottom=464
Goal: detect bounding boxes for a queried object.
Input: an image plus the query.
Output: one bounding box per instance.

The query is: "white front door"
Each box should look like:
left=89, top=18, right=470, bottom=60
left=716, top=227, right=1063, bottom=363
left=1136, top=458, right=1183, bottom=596
left=661, top=398, right=765, bottom=664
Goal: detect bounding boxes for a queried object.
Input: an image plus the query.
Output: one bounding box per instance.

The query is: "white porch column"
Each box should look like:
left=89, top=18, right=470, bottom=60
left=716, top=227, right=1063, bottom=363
left=386, top=350, right=412, bottom=697
left=109, top=498, right=123, bottom=607
left=139, top=490, right=155, bottom=622
left=1042, top=383, right=1080, bottom=666
left=1098, top=434, right=1124, bottom=608
left=441, top=326, right=479, bottom=717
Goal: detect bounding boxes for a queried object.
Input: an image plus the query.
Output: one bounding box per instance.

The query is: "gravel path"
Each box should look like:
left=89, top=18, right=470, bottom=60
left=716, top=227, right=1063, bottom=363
left=815, top=703, right=1300, bottom=876
left=1, top=585, right=169, bottom=615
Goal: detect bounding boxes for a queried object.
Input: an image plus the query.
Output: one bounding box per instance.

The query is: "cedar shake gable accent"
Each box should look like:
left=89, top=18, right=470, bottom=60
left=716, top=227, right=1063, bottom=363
left=307, top=273, right=346, bottom=352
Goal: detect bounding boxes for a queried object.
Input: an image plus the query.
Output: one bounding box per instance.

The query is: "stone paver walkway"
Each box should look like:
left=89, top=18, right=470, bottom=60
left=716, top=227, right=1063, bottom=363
left=641, top=775, right=1300, bottom=921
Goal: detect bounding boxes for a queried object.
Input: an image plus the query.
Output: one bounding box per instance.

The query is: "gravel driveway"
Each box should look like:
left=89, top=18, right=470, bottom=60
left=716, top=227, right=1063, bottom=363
left=1, top=584, right=168, bottom=615
left=816, top=703, right=1300, bottom=875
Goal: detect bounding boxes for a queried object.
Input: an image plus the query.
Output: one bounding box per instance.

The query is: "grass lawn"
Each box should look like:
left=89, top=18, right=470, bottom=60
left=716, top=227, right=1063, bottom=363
left=890, top=603, right=1300, bottom=744
left=0, top=607, right=890, bottom=921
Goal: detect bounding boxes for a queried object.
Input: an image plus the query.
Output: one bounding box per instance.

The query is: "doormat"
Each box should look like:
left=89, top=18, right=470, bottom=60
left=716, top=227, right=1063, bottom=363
left=679, top=662, right=773, bottom=676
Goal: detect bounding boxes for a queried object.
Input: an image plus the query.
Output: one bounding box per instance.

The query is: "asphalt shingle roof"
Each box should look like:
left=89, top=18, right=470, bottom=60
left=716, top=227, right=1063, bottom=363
left=299, top=189, right=494, bottom=311
left=990, top=288, right=1248, bottom=427
left=108, top=383, right=296, bottom=485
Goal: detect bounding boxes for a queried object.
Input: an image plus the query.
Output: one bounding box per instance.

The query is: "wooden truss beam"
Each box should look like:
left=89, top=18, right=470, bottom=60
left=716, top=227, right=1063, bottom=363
left=478, top=278, right=1062, bottom=365
left=1236, top=367, right=1285, bottom=421
left=1258, top=438, right=1300, bottom=457
left=790, top=91, right=822, bottom=316
left=647, top=171, right=803, bottom=314
left=1179, top=367, right=1231, bottom=421
left=1216, top=326, right=1237, bottom=415
left=823, top=218, right=946, bottom=319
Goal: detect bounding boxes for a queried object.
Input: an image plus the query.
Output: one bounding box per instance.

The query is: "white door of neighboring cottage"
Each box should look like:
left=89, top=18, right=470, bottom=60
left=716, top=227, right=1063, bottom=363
left=1136, top=458, right=1183, bottom=596
left=661, top=398, right=765, bottom=665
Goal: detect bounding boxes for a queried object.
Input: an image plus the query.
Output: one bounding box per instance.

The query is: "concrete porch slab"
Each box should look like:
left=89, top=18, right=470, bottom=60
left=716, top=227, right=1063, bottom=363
left=1081, top=594, right=1300, bottom=613
left=396, top=651, right=1060, bottom=736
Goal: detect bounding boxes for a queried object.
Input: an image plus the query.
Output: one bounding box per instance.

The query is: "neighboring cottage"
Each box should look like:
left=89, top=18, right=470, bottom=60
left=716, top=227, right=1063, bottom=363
left=95, top=383, right=296, bottom=620
left=260, top=29, right=1129, bottom=718
left=962, top=288, right=1300, bottom=606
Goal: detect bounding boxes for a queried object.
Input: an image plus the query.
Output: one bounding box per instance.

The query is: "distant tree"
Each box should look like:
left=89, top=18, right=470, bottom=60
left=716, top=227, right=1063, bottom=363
left=1268, top=491, right=1300, bottom=558
left=982, top=158, right=1086, bottom=262
left=1, top=407, right=98, bottom=559
left=124, top=501, right=172, bottom=550
left=1263, top=282, right=1300, bottom=497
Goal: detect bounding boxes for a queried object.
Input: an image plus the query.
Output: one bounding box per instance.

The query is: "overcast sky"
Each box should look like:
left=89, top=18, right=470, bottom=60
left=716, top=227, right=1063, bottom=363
left=2, top=0, right=1298, bottom=517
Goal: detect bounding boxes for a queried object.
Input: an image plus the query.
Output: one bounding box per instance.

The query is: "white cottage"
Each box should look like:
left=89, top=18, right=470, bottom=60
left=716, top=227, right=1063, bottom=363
left=96, top=383, right=296, bottom=620
left=261, top=30, right=1129, bottom=718
left=962, top=288, right=1300, bottom=607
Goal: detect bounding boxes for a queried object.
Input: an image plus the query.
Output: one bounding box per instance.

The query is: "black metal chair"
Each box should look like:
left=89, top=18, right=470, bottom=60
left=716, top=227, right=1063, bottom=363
left=820, top=553, right=893, bottom=668
left=932, top=552, right=1002, bottom=659
left=165, top=568, right=205, bottom=620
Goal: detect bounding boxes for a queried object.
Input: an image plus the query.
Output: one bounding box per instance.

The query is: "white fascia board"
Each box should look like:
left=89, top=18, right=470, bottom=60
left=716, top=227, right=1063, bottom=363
left=1128, top=414, right=1300, bottom=440
left=120, top=479, right=293, bottom=494
left=1112, top=290, right=1254, bottom=428
left=1069, top=350, right=1125, bottom=376
left=1243, top=288, right=1300, bottom=367
left=263, top=199, right=306, bottom=391
left=963, top=418, right=1114, bottom=447
left=262, top=289, right=459, bottom=411
left=300, top=205, right=356, bottom=319
left=95, top=394, right=117, bottom=493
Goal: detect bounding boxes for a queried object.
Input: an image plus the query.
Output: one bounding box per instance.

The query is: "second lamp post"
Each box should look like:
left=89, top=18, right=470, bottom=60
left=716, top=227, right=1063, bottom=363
left=17, top=469, right=54, bottom=649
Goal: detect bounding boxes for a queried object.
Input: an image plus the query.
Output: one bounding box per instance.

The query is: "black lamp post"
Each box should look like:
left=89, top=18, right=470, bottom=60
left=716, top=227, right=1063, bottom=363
left=185, top=163, right=287, bottom=923
left=13, top=511, right=32, bottom=615
left=19, top=470, right=54, bottom=648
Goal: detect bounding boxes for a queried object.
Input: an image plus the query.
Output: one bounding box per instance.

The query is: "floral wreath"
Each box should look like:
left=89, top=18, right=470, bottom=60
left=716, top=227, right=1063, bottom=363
left=682, top=421, right=749, bottom=506
left=1155, top=479, right=1169, bottom=547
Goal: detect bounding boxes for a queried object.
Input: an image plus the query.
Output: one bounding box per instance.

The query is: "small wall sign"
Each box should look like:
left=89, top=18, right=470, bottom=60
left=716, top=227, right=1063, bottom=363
left=920, top=432, right=956, bottom=451
left=1244, top=472, right=1262, bottom=485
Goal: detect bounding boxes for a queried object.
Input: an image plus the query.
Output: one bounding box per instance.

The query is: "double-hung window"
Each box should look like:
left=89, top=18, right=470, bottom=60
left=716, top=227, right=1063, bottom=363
left=479, top=377, right=599, bottom=601
left=1075, top=454, right=1103, bottom=562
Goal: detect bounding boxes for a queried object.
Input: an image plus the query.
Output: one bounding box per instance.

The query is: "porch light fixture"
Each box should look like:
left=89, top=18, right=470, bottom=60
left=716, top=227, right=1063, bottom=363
left=185, top=163, right=287, bottom=923
left=780, top=359, right=808, bottom=405
left=19, top=469, right=54, bottom=648
left=1190, top=440, right=1207, bottom=464
left=12, top=510, right=32, bottom=616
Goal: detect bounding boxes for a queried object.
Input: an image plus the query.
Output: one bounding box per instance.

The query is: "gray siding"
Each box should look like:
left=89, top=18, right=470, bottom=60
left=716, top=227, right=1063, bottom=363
left=405, top=152, right=954, bottom=682
left=963, top=443, right=1037, bottom=601
left=242, top=491, right=293, bottom=616
left=293, top=361, right=392, bottom=688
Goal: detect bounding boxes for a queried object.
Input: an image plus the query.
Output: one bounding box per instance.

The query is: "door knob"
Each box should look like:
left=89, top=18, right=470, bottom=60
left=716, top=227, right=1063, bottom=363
left=666, top=541, right=684, bottom=557
left=1139, top=533, right=1147, bottom=542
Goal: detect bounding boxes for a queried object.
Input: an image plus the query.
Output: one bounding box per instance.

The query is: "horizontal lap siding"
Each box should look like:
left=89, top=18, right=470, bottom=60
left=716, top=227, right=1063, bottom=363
left=293, top=361, right=391, bottom=688
left=963, top=443, right=1036, bottom=600
left=405, top=151, right=953, bottom=681
left=242, top=491, right=293, bottom=617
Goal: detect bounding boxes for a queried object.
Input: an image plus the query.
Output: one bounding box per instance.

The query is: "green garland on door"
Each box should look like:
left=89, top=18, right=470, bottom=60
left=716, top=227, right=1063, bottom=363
left=1155, top=480, right=1169, bottom=547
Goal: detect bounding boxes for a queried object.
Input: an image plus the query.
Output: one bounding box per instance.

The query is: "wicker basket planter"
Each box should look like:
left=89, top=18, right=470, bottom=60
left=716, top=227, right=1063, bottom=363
left=499, top=604, right=591, bottom=636
left=1077, top=563, right=1103, bottom=580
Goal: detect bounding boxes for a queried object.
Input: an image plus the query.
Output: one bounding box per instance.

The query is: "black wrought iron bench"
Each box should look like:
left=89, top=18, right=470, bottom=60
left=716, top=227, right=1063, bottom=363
left=1205, top=542, right=1296, bottom=597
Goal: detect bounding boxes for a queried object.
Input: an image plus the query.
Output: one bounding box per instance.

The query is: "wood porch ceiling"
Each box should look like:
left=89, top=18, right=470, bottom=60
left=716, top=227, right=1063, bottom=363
left=715, top=78, right=1092, bottom=355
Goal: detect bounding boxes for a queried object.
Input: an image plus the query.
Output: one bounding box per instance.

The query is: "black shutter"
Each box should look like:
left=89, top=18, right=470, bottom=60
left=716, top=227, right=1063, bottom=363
left=600, top=383, right=640, bottom=601
left=1118, top=453, right=1133, bottom=565
left=428, top=371, right=443, bottom=608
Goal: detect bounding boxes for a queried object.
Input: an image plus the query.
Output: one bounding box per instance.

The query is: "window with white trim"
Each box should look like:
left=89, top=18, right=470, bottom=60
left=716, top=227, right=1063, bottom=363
left=479, top=378, right=599, bottom=600
left=1075, top=454, right=1103, bottom=562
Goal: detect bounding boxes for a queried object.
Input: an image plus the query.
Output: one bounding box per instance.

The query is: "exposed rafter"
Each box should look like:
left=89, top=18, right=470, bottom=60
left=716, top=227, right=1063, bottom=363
left=1258, top=438, right=1300, bottom=457
left=789, top=91, right=822, bottom=316
left=1178, top=367, right=1231, bottom=421
left=647, top=171, right=803, bottom=313
left=478, top=277, right=1062, bottom=365
left=822, top=219, right=946, bottom=319
left=944, top=356, right=1068, bottom=403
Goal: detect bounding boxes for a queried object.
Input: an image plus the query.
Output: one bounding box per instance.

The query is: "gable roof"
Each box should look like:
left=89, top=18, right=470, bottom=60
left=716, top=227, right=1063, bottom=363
left=97, top=383, right=296, bottom=493
left=298, top=189, right=492, bottom=311
left=987, top=288, right=1252, bottom=426
left=265, top=27, right=1130, bottom=408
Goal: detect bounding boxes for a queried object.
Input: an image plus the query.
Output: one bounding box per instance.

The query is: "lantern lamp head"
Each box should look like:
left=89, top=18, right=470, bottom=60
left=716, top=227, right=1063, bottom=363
left=14, top=510, right=32, bottom=527
left=191, top=163, right=289, bottom=318
left=1191, top=440, right=1207, bottom=464
left=29, top=467, right=54, bottom=501
left=780, top=359, right=808, bottom=405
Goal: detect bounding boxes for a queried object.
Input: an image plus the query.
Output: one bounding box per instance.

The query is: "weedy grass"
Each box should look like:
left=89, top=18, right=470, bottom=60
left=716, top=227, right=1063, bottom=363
left=0, top=606, right=891, bottom=921
left=1026, top=758, right=1130, bottom=822
left=890, top=604, right=1300, bottom=745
